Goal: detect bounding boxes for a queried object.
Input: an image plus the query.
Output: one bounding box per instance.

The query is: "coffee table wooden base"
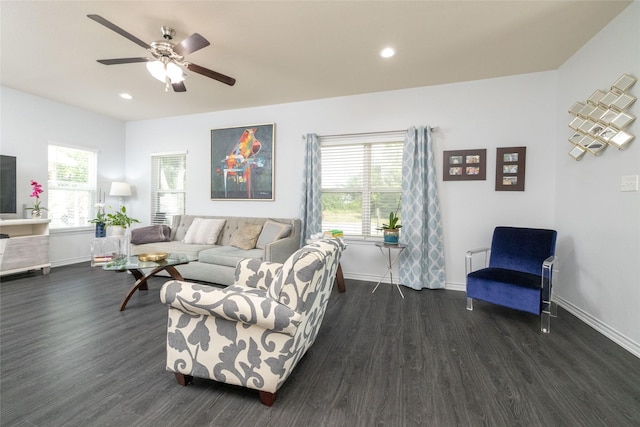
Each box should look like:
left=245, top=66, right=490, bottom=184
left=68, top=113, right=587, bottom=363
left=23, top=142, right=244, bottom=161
left=120, top=265, right=184, bottom=311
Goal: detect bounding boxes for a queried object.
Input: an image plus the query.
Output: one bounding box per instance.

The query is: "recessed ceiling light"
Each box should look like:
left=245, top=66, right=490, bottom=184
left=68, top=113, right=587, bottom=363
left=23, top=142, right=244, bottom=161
left=119, top=93, right=133, bottom=100
left=379, top=47, right=396, bottom=58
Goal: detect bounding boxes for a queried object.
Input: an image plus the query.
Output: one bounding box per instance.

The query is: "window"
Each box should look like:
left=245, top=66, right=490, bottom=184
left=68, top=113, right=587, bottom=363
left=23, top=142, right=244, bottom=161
left=47, top=144, right=97, bottom=228
left=151, top=153, right=186, bottom=225
left=321, top=133, right=403, bottom=238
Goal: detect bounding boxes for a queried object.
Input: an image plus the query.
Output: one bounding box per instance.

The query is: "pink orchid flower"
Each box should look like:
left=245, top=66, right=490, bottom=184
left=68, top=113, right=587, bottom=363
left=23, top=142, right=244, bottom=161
left=30, top=180, right=43, bottom=199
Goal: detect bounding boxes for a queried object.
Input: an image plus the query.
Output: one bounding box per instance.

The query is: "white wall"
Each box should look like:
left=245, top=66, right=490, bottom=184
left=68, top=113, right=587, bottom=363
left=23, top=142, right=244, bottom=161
left=555, top=2, right=640, bottom=353
left=126, top=71, right=558, bottom=287
left=0, top=86, right=127, bottom=265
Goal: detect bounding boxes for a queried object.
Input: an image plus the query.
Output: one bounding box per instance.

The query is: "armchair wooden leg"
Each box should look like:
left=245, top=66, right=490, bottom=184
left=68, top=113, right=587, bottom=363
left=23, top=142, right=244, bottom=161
left=336, top=263, right=346, bottom=293
left=259, top=391, right=277, bottom=406
left=175, top=372, right=193, bottom=386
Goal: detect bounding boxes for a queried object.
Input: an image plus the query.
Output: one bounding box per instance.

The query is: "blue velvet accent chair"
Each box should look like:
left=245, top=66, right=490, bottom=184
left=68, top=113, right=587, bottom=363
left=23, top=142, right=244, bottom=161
left=465, top=226, right=558, bottom=333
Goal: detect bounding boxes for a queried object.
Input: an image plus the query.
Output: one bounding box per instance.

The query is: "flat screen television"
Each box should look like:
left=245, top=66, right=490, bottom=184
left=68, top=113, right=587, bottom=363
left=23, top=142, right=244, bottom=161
left=0, top=155, right=17, bottom=214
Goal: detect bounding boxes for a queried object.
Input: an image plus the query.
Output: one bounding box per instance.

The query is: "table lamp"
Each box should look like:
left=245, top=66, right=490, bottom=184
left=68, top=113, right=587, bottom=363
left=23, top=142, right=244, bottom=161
left=109, top=181, right=131, bottom=207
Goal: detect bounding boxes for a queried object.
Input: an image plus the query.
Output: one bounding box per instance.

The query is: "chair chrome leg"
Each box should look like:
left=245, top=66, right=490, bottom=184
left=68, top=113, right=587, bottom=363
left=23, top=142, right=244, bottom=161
left=541, top=311, right=551, bottom=333
left=540, top=298, right=557, bottom=333
left=466, top=297, right=473, bottom=311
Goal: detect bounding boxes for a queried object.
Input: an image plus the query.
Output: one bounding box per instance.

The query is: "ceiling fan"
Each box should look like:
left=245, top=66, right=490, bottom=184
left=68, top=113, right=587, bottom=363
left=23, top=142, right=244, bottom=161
left=87, top=14, right=236, bottom=92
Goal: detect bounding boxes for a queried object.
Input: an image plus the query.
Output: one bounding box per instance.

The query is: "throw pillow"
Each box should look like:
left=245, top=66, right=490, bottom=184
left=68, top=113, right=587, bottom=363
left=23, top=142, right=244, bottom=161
left=229, top=223, right=264, bottom=250
left=256, top=219, right=292, bottom=249
left=161, top=224, right=171, bottom=241
left=183, top=218, right=226, bottom=245
left=130, top=225, right=171, bottom=245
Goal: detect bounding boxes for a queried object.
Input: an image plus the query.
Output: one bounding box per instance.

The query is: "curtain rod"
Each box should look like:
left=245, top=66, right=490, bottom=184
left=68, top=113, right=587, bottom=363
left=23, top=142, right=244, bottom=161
left=302, top=126, right=437, bottom=139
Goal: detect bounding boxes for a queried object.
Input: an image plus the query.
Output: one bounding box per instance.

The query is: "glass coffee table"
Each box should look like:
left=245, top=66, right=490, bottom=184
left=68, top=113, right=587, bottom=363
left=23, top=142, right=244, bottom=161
left=103, top=253, right=195, bottom=311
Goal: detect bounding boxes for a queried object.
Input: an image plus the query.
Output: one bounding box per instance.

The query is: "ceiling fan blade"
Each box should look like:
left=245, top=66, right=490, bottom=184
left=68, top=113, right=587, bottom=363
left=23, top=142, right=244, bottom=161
left=97, top=57, right=150, bottom=65
left=172, top=81, right=187, bottom=92
left=87, top=14, right=150, bottom=50
left=186, top=63, right=236, bottom=86
left=173, top=33, right=210, bottom=56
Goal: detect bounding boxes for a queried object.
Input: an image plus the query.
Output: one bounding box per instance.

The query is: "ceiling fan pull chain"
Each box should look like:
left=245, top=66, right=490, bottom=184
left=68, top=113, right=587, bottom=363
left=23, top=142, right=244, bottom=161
left=163, top=62, right=170, bottom=92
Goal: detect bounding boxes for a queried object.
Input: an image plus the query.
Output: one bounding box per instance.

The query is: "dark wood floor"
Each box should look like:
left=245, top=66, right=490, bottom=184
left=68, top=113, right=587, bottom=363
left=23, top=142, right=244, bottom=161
left=1, top=263, right=639, bottom=427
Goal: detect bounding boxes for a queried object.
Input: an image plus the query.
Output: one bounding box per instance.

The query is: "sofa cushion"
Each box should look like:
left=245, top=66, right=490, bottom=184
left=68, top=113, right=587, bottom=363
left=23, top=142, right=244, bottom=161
left=218, top=217, right=265, bottom=246
left=183, top=218, right=226, bottom=244
left=131, top=241, right=216, bottom=258
left=230, top=223, right=264, bottom=250
left=198, top=246, right=264, bottom=268
left=171, top=216, right=195, bottom=241
left=130, top=225, right=171, bottom=244
left=256, top=219, right=292, bottom=249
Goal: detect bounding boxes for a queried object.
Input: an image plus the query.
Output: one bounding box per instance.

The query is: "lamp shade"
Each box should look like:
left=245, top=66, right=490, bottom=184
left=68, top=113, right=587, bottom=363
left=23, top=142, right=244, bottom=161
left=109, top=182, right=132, bottom=197
left=146, top=60, right=185, bottom=83
left=146, top=60, right=166, bottom=82
left=166, top=62, right=185, bottom=83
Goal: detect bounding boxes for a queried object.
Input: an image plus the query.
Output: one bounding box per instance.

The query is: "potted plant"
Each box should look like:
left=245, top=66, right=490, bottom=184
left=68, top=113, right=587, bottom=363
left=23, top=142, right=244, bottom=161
left=89, top=203, right=108, bottom=237
left=105, top=205, right=139, bottom=236
left=378, top=200, right=402, bottom=244
left=26, top=180, right=47, bottom=219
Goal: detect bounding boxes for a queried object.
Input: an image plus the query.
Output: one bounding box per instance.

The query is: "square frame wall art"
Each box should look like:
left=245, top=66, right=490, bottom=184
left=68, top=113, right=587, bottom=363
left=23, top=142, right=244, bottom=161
left=443, top=149, right=487, bottom=181
left=210, top=123, right=275, bottom=200
left=495, top=146, right=526, bottom=191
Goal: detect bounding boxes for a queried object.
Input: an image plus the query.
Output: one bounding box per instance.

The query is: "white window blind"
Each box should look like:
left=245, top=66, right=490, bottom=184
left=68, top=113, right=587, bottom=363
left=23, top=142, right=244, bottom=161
left=151, top=153, right=186, bottom=225
left=320, top=133, right=403, bottom=238
left=47, top=144, right=97, bottom=228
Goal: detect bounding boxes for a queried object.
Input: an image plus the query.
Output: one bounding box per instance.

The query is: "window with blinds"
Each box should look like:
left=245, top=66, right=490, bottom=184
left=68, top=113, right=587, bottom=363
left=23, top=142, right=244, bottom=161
left=321, top=133, right=403, bottom=238
left=151, top=153, right=186, bottom=225
left=47, top=144, right=97, bottom=228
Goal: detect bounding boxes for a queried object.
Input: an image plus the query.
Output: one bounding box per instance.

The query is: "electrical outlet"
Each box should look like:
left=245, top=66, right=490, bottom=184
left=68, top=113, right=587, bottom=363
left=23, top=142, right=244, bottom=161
left=621, top=175, right=639, bottom=192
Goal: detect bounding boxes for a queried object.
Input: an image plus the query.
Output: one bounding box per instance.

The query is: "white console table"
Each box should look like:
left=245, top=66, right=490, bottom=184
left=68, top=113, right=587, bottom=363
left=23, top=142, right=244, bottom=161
left=0, top=219, right=51, bottom=277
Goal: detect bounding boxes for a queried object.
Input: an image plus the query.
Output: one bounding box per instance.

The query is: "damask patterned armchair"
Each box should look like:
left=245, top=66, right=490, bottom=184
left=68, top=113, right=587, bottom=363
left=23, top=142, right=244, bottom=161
left=159, top=238, right=345, bottom=406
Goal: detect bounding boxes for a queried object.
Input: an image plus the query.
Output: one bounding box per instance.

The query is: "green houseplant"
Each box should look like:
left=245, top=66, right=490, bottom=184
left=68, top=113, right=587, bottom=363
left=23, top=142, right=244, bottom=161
left=105, top=206, right=139, bottom=235
left=380, top=211, right=402, bottom=231
left=378, top=199, right=402, bottom=244
left=89, top=203, right=108, bottom=237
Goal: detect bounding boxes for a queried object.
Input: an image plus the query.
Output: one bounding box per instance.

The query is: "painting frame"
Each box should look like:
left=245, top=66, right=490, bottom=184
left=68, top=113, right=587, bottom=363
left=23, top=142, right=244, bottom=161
left=210, top=123, right=275, bottom=201
left=443, top=149, right=487, bottom=181
left=495, top=146, right=526, bottom=191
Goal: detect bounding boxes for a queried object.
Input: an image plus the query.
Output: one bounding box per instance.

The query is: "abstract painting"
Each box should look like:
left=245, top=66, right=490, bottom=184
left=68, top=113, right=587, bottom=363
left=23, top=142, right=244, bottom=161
left=210, top=123, right=274, bottom=200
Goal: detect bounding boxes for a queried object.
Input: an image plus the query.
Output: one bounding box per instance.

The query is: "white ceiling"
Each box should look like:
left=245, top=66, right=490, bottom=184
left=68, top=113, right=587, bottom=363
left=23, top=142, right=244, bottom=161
left=0, top=1, right=632, bottom=122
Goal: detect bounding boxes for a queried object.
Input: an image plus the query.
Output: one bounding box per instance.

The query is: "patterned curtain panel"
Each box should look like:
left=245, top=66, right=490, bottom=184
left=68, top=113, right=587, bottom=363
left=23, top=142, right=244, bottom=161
left=299, top=133, right=322, bottom=243
left=399, top=127, right=446, bottom=289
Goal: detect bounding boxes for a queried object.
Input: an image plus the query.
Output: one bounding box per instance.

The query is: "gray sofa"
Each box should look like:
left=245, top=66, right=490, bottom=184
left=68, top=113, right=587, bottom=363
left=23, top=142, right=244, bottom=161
left=130, top=215, right=302, bottom=286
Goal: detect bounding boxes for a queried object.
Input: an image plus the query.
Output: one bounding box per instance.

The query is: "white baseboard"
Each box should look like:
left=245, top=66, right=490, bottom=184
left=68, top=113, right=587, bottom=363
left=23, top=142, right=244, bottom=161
left=51, top=257, right=90, bottom=268
left=445, top=281, right=466, bottom=292
left=343, top=272, right=383, bottom=283
left=343, top=272, right=465, bottom=291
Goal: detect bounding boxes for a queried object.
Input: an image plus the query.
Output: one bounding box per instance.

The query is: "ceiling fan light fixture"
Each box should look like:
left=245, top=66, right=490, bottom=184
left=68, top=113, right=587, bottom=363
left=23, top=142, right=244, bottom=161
left=146, top=60, right=185, bottom=84
left=166, top=62, right=185, bottom=83
left=147, top=60, right=167, bottom=82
